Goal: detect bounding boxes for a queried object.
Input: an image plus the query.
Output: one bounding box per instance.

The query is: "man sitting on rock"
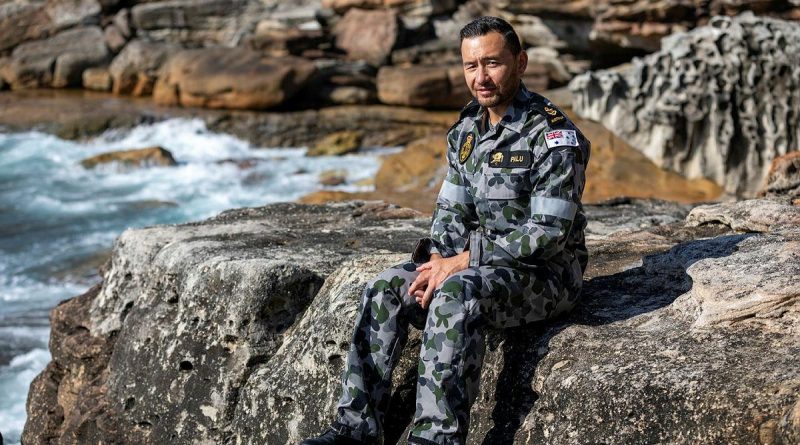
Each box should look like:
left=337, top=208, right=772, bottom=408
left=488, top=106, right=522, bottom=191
left=302, top=16, right=590, bottom=445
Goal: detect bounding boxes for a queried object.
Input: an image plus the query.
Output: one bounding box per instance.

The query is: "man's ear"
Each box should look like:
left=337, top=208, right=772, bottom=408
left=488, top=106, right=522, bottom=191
left=517, top=50, right=528, bottom=76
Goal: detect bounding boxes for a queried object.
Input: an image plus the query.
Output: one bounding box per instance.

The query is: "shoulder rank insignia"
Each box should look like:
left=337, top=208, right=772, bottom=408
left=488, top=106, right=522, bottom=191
left=459, top=133, right=474, bottom=164
left=543, top=105, right=566, bottom=126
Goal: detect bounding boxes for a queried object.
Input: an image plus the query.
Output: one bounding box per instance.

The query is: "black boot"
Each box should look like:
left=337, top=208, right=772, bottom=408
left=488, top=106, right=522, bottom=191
left=300, top=427, right=371, bottom=445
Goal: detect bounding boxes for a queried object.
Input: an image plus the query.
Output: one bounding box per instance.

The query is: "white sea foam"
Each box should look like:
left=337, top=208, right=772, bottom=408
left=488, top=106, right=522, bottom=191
left=0, top=118, right=387, bottom=439
left=0, top=348, right=50, bottom=445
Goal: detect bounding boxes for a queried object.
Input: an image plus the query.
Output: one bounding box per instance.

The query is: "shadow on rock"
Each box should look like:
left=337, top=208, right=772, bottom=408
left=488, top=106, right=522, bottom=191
left=474, top=233, right=753, bottom=445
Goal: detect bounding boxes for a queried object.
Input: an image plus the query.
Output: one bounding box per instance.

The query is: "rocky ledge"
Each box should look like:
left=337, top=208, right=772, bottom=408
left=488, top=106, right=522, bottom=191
left=23, top=197, right=800, bottom=444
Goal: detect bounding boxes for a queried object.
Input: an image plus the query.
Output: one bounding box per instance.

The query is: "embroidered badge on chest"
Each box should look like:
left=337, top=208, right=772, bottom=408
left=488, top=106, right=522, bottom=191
left=459, top=133, right=475, bottom=164
left=544, top=129, right=578, bottom=148
left=489, top=150, right=530, bottom=168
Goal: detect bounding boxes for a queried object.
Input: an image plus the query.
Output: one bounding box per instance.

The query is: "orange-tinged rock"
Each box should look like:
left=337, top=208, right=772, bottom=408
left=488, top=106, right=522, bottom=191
left=80, top=146, right=177, bottom=169
left=153, top=48, right=316, bottom=110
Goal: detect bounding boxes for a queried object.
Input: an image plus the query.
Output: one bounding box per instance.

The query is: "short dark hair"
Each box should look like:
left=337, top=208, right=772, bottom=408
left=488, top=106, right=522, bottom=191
left=459, top=16, right=522, bottom=55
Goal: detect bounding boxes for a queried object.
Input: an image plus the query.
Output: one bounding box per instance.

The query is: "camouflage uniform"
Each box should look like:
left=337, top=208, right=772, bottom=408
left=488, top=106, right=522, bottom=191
left=333, top=83, right=590, bottom=445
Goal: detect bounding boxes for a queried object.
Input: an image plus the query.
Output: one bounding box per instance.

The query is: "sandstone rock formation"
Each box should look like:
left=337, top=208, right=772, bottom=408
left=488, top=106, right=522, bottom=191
left=130, top=0, right=258, bottom=47
left=570, top=14, right=800, bottom=197
left=3, top=0, right=798, bottom=111
left=377, top=65, right=471, bottom=109
left=490, top=0, right=800, bottom=56
left=153, top=48, right=317, bottom=110
left=23, top=198, right=800, bottom=444
left=2, top=26, right=108, bottom=89
left=0, top=90, right=456, bottom=148
left=0, top=0, right=102, bottom=53
left=80, top=146, right=178, bottom=169
left=306, top=130, right=363, bottom=156
left=82, top=67, right=112, bottom=91
left=332, top=8, right=403, bottom=66
left=108, top=39, right=181, bottom=96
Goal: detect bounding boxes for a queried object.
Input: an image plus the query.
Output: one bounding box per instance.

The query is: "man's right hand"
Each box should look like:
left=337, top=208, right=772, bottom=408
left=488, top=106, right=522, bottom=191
left=409, top=254, right=440, bottom=307
left=408, top=252, right=469, bottom=309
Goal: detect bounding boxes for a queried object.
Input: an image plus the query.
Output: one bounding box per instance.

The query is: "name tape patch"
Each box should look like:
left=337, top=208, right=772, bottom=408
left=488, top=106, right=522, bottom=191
left=488, top=150, right=531, bottom=168
left=544, top=129, right=578, bottom=148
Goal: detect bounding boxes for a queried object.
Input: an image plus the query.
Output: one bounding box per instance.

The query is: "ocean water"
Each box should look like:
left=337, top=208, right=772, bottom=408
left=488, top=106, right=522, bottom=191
left=0, top=118, right=389, bottom=444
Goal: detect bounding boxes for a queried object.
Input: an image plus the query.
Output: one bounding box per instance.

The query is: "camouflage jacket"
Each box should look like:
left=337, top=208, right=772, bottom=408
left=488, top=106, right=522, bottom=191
left=413, top=83, right=590, bottom=294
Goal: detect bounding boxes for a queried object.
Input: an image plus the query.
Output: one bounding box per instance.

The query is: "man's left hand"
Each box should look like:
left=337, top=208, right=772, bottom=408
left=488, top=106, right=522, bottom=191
left=408, top=251, right=469, bottom=309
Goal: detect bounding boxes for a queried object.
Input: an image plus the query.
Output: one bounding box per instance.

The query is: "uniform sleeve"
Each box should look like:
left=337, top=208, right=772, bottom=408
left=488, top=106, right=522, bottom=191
left=411, top=132, right=477, bottom=263
left=468, top=128, right=587, bottom=268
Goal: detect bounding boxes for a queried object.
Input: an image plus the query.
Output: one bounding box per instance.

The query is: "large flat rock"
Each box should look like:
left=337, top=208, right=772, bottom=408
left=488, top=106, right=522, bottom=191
left=22, top=198, right=800, bottom=444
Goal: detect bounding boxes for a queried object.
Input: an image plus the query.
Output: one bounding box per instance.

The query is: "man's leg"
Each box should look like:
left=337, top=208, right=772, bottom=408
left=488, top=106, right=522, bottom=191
left=334, top=262, right=425, bottom=441
left=408, top=266, right=573, bottom=445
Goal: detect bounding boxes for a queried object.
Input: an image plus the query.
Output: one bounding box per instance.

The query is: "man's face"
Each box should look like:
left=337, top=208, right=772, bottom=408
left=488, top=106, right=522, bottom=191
left=460, top=31, right=527, bottom=109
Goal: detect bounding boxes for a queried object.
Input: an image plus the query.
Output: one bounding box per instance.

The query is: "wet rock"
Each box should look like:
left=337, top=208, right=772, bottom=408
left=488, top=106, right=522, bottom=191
left=0, top=89, right=455, bottom=147
left=2, top=26, right=109, bottom=89
left=319, top=169, right=348, bottom=186
left=332, top=8, right=402, bottom=66
left=108, top=40, right=181, bottom=96
left=207, top=104, right=455, bottom=149
left=82, top=67, right=112, bottom=91
left=306, top=130, right=362, bottom=156
left=570, top=15, right=800, bottom=197
left=377, top=65, right=470, bottom=109
left=153, top=48, right=316, bottom=110
left=80, top=146, right=178, bottom=169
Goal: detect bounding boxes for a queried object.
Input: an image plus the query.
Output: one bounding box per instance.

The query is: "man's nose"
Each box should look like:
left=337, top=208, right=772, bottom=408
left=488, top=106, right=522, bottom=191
left=475, top=66, right=488, bottom=84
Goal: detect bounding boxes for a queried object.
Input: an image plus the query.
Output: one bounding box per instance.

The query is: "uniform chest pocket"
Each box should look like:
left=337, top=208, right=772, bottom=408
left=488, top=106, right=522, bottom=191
left=483, top=172, right=531, bottom=200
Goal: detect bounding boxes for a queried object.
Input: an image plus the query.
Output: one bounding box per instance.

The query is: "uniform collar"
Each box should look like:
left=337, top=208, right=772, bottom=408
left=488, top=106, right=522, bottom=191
left=473, top=82, right=532, bottom=135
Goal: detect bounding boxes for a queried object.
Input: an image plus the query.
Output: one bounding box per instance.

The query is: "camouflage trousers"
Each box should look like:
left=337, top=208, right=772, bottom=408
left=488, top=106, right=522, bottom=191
left=335, top=261, right=577, bottom=445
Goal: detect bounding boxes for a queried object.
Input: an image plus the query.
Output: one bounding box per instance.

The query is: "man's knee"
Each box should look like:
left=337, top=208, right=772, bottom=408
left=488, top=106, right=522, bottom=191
left=431, top=270, right=482, bottom=310
left=362, top=262, right=417, bottom=305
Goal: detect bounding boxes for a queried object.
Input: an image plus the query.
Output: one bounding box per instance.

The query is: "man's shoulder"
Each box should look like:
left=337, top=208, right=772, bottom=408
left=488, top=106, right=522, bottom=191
left=520, top=90, right=575, bottom=131
left=521, top=90, right=590, bottom=163
left=446, top=99, right=481, bottom=137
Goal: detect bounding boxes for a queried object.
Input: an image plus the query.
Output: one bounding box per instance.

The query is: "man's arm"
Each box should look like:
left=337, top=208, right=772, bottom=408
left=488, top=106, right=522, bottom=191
left=469, top=129, right=587, bottom=268
left=412, top=129, right=477, bottom=263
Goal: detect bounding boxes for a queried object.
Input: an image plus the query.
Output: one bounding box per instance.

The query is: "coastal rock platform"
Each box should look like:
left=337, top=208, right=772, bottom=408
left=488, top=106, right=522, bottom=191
left=23, top=198, right=800, bottom=444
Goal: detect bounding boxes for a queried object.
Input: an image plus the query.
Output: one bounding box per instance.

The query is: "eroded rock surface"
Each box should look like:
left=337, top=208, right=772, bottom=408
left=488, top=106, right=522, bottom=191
left=570, top=14, right=800, bottom=197
left=24, top=198, right=800, bottom=444
left=24, top=201, right=429, bottom=444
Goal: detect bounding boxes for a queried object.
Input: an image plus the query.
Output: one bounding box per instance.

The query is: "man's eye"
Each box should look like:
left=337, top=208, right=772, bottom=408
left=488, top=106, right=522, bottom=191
left=464, top=64, right=476, bottom=70
left=487, top=61, right=498, bottom=67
